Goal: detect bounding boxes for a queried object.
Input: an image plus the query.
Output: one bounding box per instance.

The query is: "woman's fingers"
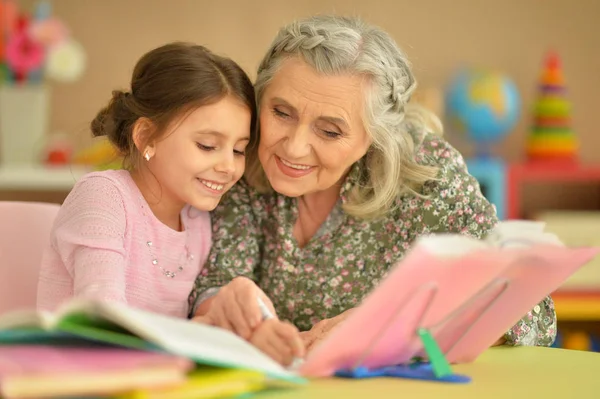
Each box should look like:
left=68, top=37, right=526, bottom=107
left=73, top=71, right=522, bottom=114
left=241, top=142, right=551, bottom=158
left=299, top=330, right=317, bottom=352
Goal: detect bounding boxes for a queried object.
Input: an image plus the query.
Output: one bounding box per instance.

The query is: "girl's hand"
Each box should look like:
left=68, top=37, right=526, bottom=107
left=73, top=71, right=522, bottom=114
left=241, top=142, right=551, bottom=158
left=193, top=276, right=276, bottom=340
left=250, top=319, right=305, bottom=366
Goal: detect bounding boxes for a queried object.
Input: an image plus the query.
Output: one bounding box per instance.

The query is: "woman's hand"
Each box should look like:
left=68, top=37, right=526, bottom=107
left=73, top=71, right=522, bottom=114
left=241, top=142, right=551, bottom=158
left=192, top=276, right=276, bottom=340
left=300, top=308, right=355, bottom=353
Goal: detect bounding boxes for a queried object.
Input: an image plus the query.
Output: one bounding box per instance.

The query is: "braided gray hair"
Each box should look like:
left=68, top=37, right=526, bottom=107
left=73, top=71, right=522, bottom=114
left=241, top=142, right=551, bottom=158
left=247, top=15, right=441, bottom=219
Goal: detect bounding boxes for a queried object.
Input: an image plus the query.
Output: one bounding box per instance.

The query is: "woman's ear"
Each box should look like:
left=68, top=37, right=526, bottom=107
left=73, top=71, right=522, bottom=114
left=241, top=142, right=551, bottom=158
left=132, top=117, right=156, bottom=159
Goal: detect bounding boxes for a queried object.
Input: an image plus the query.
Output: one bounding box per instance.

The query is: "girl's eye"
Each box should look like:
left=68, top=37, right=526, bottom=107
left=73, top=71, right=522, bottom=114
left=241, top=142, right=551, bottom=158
left=196, top=143, right=215, bottom=151
left=233, top=150, right=246, bottom=156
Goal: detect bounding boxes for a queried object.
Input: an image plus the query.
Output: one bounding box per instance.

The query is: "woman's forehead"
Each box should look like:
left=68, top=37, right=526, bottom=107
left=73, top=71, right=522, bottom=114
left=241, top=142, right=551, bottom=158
left=265, top=58, right=366, bottom=119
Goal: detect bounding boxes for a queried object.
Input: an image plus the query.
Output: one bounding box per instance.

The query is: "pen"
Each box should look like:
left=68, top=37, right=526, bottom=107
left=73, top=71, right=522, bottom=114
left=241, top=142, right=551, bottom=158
left=257, top=296, right=275, bottom=321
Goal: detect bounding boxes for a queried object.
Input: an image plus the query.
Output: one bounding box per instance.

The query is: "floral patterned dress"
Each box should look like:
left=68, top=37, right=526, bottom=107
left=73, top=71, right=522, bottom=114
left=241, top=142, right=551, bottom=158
left=191, top=133, right=557, bottom=347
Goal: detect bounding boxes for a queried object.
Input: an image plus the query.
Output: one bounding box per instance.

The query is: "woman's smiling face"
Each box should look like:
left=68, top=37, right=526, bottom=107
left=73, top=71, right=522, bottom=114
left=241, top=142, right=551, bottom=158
left=258, top=58, right=372, bottom=197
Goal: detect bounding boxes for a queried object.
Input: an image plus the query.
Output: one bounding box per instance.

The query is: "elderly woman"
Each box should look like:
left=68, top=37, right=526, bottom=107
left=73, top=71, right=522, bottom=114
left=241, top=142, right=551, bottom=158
left=190, top=15, right=556, bottom=360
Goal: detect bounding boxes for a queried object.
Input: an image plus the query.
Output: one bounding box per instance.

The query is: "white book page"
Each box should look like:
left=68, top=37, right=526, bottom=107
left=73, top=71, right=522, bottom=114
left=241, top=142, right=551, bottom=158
left=415, top=234, right=489, bottom=257
left=485, top=220, right=563, bottom=249
left=414, top=221, right=562, bottom=256
left=0, top=309, right=54, bottom=330
left=62, top=300, right=299, bottom=381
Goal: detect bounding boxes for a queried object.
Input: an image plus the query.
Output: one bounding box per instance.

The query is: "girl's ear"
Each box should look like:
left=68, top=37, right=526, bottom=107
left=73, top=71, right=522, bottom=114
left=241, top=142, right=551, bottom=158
left=132, top=117, right=156, bottom=159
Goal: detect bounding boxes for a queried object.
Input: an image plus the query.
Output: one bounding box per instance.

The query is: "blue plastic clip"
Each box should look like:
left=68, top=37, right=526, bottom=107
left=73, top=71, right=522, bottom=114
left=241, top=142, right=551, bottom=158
left=335, top=363, right=471, bottom=383
left=334, top=329, right=471, bottom=384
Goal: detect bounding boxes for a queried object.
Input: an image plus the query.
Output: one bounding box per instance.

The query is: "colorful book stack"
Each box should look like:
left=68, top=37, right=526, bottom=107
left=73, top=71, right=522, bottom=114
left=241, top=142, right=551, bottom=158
left=526, top=52, right=578, bottom=162
left=0, top=300, right=306, bottom=398
left=0, top=345, right=269, bottom=399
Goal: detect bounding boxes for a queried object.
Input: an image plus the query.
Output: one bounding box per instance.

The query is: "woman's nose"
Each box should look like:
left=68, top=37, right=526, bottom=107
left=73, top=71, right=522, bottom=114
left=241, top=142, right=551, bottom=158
left=283, top=126, right=312, bottom=159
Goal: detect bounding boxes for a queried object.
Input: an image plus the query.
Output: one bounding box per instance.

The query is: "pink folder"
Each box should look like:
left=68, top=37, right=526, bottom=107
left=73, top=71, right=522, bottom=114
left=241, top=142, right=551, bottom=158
left=0, top=345, right=193, bottom=376
left=0, top=345, right=194, bottom=398
left=299, top=243, right=511, bottom=377
left=437, top=245, right=598, bottom=363
left=299, top=243, right=598, bottom=377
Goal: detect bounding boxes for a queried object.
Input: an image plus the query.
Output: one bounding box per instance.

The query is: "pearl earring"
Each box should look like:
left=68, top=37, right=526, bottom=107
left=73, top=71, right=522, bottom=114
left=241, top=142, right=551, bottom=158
left=144, top=152, right=150, bottom=161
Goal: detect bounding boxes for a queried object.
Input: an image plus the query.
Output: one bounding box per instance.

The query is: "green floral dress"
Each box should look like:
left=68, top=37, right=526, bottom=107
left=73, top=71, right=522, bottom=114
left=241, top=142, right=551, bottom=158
left=191, top=133, right=557, bottom=347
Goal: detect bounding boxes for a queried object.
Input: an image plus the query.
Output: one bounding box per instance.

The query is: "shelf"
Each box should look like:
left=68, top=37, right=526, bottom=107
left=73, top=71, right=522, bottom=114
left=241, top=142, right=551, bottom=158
left=553, top=292, right=600, bottom=321
left=0, top=165, right=91, bottom=191
left=507, top=162, right=600, bottom=219
left=509, top=162, right=600, bottom=182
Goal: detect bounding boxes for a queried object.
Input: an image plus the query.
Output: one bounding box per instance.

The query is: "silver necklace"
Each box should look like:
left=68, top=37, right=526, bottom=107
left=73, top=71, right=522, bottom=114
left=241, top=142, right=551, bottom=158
left=139, top=198, right=194, bottom=279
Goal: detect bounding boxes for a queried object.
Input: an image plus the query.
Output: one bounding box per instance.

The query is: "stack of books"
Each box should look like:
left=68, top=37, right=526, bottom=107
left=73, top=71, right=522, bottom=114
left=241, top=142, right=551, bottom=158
left=0, top=301, right=305, bottom=398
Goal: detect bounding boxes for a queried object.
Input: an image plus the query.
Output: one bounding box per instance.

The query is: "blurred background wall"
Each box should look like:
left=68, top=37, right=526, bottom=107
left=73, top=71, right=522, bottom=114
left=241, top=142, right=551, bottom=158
left=14, top=0, right=600, bottom=161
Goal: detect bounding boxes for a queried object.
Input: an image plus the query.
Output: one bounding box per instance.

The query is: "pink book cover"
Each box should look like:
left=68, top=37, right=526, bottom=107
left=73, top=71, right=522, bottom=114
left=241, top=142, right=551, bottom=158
left=299, top=243, right=598, bottom=378
left=437, top=245, right=599, bottom=363
left=299, top=243, right=513, bottom=377
left=0, top=345, right=194, bottom=377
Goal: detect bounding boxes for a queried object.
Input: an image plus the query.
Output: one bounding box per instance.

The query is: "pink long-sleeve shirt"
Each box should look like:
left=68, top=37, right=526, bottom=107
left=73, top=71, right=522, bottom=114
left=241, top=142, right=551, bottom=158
left=37, top=169, right=211, bottom=318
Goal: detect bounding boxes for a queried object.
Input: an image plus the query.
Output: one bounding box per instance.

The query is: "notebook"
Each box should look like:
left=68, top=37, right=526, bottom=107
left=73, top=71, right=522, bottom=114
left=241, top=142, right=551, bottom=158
left=299, top=221, right=598, bottom=377
left=0, top=345, right=193, bottom=398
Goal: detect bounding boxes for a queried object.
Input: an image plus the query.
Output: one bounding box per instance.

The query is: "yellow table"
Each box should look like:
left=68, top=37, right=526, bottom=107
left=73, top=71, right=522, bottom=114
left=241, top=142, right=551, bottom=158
left=258, top=346, right=600, bottom=398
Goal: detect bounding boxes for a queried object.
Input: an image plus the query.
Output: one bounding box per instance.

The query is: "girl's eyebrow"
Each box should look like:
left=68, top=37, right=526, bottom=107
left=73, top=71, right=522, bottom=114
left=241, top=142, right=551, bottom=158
left=193, top=130, right=250, bottom=142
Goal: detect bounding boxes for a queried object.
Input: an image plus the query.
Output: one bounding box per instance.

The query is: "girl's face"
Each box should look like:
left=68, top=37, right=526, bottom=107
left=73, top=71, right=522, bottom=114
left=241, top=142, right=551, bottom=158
left=144, top=95, right=251, bottom=214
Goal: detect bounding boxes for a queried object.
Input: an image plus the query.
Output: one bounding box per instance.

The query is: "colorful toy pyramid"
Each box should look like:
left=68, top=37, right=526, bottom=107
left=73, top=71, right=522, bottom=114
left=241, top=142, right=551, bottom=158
left=526, top=52, right=578, bottom=162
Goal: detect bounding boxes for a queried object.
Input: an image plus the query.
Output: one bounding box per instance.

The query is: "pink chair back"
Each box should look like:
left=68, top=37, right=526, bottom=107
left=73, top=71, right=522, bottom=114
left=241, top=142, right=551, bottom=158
left=0, top=201, right=60, bottom=315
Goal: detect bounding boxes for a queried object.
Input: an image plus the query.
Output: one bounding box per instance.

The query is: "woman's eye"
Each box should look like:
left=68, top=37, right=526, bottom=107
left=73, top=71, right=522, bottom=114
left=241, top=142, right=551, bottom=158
left=273, top=108, right=290, bottom=119
left=233, top=150, right=246, bottom=156
left=196, top=143, right=215, bottom=151
left=321, top=130, right=341, bottom=139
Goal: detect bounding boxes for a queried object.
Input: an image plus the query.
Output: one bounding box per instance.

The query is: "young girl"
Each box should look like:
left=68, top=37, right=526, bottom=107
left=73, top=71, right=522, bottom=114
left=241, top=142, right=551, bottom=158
left=36, top=42, right=304, bottom=365
left=37, top=42, right=254, bottom=318
left=37, top=43, right=303, bottom=366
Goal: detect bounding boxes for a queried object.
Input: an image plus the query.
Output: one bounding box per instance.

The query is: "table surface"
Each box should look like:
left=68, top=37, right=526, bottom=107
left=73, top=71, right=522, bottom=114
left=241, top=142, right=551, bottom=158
left=258, top=346, right=600, bottom=398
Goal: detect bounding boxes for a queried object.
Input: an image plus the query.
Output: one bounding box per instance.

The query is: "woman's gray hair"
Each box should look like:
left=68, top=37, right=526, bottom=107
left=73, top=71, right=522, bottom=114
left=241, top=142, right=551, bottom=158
left=246, top=15, right=442, bottom=219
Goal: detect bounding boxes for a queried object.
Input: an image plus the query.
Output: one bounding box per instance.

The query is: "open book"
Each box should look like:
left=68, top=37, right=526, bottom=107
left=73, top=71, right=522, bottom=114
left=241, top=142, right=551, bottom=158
left=299, top=221, right=599, bottom=377
left=0, top=300, right=305, bottom=385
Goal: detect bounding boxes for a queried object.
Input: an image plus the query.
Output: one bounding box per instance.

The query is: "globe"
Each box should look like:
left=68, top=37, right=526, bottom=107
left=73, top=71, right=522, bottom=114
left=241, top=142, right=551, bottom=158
left=445, top=68, right=521, bottom=157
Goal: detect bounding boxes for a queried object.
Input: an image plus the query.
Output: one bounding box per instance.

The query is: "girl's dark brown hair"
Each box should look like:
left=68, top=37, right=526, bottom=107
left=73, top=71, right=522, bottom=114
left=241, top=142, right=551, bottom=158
left=91, top=42, right=257, bottom=168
